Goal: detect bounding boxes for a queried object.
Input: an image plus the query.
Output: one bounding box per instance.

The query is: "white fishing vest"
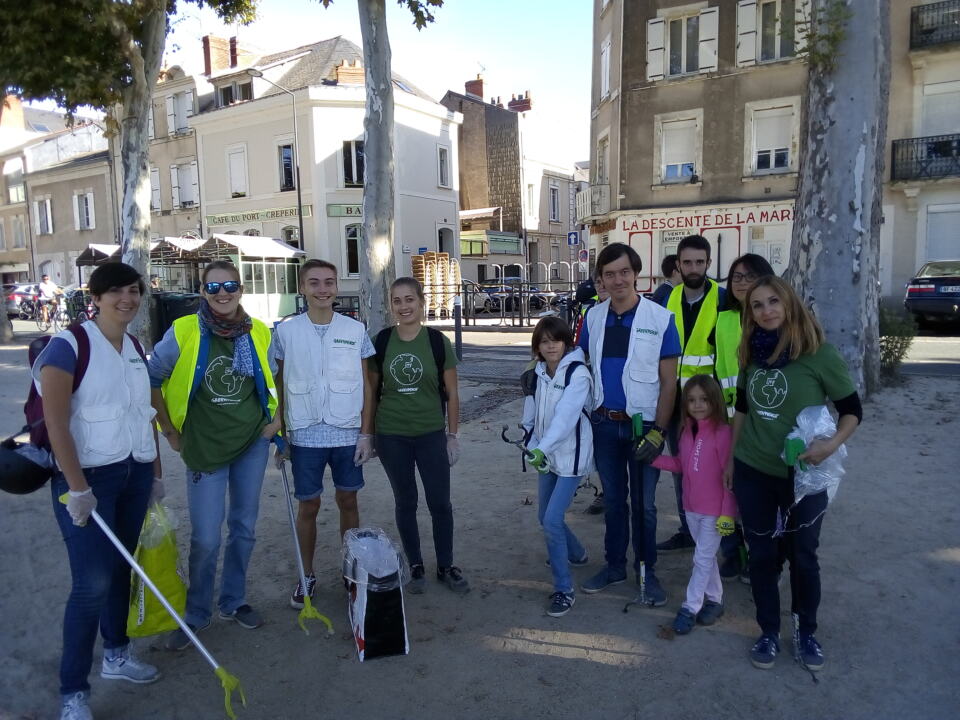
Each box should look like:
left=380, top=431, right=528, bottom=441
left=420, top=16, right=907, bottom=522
left=34, top=321, right=157, bottom=468
left=531, top=353, right=594, bottom=477
left=276, top=312, right=366, bottom=430
left=585, top=297, right=673, bottom=422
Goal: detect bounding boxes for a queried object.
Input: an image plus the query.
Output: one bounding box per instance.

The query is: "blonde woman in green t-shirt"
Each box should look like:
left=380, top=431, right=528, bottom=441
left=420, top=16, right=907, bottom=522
left=369, top=277, right=469, bottom=595
left=722, top=276, right=861, bottom=674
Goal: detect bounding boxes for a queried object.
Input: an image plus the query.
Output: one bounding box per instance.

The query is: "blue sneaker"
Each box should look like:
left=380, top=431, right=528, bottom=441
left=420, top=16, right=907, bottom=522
left=638, top=571, right=667, bottom=607
left=696, top=600, right=724, bottom=625
left=580, top=567, right=627, bottom=594
left=797, top=632, right=825, bottom=671
left=750, top=633, right=781, bottom=669
left=672, top=607, right=696, bottom=635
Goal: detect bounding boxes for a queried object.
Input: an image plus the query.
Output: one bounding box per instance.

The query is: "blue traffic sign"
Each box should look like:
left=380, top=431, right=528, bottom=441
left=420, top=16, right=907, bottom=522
left=567, top=231, right=580, bottom=246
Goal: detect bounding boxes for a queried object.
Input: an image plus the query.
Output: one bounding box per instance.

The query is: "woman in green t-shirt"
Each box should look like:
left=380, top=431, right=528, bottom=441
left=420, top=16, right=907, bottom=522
left=369, top=277, right=468, bottom=595
left=723, top=276, right=861, bottom=674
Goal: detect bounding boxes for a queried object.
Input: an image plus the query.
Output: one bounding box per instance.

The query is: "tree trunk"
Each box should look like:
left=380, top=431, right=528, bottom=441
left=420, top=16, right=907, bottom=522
left=118, top=8, right=166, bottom=344
left=357, top=0, right=397, bottom=335
left=785, top=0, right=890, bottom=397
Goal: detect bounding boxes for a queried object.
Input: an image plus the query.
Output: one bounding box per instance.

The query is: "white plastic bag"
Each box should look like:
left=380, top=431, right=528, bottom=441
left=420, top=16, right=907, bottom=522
left=782, top=405, right=847, bottom=504
left=342, top=527, right=408, bottom=591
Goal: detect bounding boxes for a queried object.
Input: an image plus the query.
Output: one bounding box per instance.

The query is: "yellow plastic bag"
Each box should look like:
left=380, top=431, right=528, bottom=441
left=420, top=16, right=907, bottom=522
left=127, top=503, right=187, bottom=637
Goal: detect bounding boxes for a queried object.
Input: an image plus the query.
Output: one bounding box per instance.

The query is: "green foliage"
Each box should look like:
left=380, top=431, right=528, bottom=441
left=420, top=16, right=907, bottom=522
left=0, top=0, right=257, bottom=115
left=783, top=0, right=853, bottom=74
left=321, top=0, right=443, bottom=30
left=878, top=302, right=917, bottom=379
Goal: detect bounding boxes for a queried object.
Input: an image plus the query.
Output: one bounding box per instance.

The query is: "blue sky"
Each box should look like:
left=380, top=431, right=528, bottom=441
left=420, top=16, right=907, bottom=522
left=166, top=0, right=593, bottom=168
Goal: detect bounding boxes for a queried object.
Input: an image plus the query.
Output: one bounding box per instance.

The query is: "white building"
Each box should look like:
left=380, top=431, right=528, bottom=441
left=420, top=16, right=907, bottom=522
left=189, top=37, right=461, bottom=308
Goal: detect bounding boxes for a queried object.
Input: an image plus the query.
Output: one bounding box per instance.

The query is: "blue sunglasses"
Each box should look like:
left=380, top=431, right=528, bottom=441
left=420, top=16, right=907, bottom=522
left=204, top=280, right=241, bottom=294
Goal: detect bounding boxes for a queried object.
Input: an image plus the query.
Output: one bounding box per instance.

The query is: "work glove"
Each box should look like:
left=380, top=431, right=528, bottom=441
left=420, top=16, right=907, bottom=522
left=446, top=434, right=460, bottom=467
left=527, top=448, right=549, bottom=473
left=716, top=516, right=736, bottom=537
left=354, top=434, right=374, bottom=466
left=67, top=488, right=97, bottom=527
left=149, top=478, right=165, bottom=505
left=634, top=426, right=665, bottom=464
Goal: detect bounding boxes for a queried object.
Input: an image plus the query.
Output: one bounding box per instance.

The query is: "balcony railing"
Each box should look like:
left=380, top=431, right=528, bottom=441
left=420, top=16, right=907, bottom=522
left=891, top=133, right=960, bottom=181
left=590, top=184, right=610, bottom=216
left=911, top=0, right=960, bottom=49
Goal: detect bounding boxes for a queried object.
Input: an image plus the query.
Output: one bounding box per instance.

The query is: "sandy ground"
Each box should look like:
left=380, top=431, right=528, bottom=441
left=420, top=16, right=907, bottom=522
left=1, top=335, right=959, bottom=720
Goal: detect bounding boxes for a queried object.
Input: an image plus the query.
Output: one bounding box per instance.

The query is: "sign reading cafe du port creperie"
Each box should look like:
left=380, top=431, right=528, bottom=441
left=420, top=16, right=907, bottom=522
left=206, top=205, right=313, bottom=226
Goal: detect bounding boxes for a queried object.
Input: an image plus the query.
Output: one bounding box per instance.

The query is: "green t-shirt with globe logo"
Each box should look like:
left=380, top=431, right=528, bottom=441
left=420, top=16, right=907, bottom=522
left=375, top=326, right=457, bottom=437
left=734, top=342, right=855, bottom=478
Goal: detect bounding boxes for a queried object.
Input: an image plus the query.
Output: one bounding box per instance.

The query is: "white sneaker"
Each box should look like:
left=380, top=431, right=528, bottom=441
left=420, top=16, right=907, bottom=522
left=100, top=644, right=160, bottom=684
left=60, top=691, right=93, bottom=720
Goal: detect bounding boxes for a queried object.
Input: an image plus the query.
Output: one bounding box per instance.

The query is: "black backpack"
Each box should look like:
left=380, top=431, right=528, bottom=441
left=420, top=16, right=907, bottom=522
left=373, top=326, right=448, bottom=411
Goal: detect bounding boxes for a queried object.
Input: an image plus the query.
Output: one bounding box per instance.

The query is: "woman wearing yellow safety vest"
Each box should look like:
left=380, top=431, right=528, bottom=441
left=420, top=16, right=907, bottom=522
left=149, top=260, right=281, bottom=651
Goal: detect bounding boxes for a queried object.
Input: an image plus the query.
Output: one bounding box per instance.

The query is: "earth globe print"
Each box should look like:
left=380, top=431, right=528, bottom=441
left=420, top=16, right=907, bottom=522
left=390, top=353, right=423, bottom=385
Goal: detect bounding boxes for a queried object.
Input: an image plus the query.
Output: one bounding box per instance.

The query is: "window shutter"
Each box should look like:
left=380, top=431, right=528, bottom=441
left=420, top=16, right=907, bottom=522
left=698, top=7, right=719, bottom=73
left=600, top=40, right=611, bottom=97
left=754, top=107, right=793, bottom=150
left=45, top=198, right=53, bottom=233
left=170, top=165, right=181, bottom=208
left=184, top=90, right=194, bottom=118
left=32, top=201, right=41, bottom=234
left=229, top=150, right=247, bottom=196
left=663, top=119, right=697, bottom=166
left=72, top=195, right=80, bottom=231
left=794, top=0, right=810, bottom=55
left=85, top=192, right=95, bottom=230
left=150, top=167, right=161, bottom=210
left=147, top=106, right=155, bottom=139
left=737, top=0, right=758, bottom=67
left=647, top=18, right=665, bottom=82
left=190, top=160, right=199, bottom=203
left=165, top=96, right=176, bottom=135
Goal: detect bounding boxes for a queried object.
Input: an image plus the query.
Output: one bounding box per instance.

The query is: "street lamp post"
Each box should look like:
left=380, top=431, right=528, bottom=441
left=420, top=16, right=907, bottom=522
left=246, top=69, right=305, bottom=249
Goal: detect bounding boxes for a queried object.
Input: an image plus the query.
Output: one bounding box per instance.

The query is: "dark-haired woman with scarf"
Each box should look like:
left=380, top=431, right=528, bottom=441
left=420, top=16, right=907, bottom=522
left=722, top=276, right=861, bottom=674
left=149, top=260, right=280, bottom=651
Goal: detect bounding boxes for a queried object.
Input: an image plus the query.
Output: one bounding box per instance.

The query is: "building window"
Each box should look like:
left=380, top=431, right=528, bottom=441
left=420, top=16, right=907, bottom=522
left=239, top=82, right=252, bottom=101
left=437, top=146, right=450, bottom=188
left=278, top=144, right=295, bottom=191
left=227, top=147, right=248, bottom=198
left=243, top=229, right=261, bottom=236
left=34, top=198, right=53, bottom=235
left=596, top=136, right=609, bottom=184
left=281, top=225, right=300, bottom=249
left=600, top=36, right=611, bottom=98
left=4, top=159, right=24, bottom=204
left=8, top=182, right=24, bottom=204
left=527, top=183, right=535, bottom=213
left=0, top=219, right=5, bottom=250
left=219, top=85, right=234, bottom=107
left=659, top=117, right=698, bottom=183
left=171, top=161, right=199, bottom=207
left=150, top=167, right=161, bottom=211
left=668, top=15, right=700, bottom=76
left=218, top=82, right=252, bottom=107
left=343, top=141, right=365, bottom=187
left=345, top=224, right=361, bottom=276
left=747, top=102, right=797, bottom=175
left=167, top=91, right=194, bottom=134
left=74, top=192, right=95, bottom=230
left=759, top=0, right=796, bottom=61
left=12, top=216, right=25, bottom=248
left=549, top=186, right=561, bottom=222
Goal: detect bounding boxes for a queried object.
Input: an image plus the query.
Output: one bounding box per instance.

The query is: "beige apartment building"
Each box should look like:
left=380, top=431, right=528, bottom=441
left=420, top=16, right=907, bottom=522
left=583, top=0, right=808, bottom=293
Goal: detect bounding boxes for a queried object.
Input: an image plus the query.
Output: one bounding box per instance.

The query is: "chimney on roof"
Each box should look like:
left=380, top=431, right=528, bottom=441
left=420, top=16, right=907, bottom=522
left=336, top=59, right=364, bottom=85
left=229, top=37, right=238, bottom=68
left=508, top=90, right=532, bottom=113
left=464, top=74, right=483, bottom=100
left=202, top=35, right=231, bottom=76
left=0, top=95, right=25, bottom=131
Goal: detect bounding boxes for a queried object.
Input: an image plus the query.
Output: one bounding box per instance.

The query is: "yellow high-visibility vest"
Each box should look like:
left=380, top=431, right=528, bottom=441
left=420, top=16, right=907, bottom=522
left=714, top=309, right=741, bottom=418
left=667, top=281, right=719, bottom=387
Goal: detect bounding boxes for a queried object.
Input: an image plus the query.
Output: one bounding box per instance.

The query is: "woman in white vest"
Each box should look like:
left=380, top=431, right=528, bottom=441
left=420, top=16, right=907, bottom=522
left=272, top=259, right=375, bottom=609
left=34, top=262, right=162, bottom=720
left=520, top=316, right=594, bottom=617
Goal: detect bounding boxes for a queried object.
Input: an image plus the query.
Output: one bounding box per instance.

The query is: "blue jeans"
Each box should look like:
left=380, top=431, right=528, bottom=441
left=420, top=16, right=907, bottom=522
left=591, top=413, right=659, bottom=577
left=185, top=436, right=269, bottom=626
left=50, top=458, right=152, bottom=696
left=537, top=472, right=586, bottom=593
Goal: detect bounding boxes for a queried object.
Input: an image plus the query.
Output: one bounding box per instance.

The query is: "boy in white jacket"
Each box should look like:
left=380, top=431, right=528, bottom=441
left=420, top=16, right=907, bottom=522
left=521, top=317, right=594, bottom=617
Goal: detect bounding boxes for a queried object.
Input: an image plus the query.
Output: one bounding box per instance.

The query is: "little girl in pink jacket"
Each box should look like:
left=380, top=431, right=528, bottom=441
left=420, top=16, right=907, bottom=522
left=653, top=375, right=737, bottom=635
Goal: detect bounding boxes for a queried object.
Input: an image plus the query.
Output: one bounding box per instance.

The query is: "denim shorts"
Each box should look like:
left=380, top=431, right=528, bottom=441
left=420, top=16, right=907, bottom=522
left=290, top=444, right=364, bottom=499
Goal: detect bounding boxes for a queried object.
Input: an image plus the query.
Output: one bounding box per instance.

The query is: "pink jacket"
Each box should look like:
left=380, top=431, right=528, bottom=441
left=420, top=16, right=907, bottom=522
left=653, top=417, right=738, bottom=518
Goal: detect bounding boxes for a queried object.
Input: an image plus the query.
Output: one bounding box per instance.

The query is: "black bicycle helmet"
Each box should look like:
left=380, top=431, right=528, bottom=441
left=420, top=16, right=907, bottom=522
left=0, top=437, right=54, bottom=495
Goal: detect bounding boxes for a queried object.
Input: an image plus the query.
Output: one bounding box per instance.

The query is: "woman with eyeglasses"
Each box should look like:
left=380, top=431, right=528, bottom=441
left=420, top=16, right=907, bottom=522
left=148, top=260, right=281, bottom=651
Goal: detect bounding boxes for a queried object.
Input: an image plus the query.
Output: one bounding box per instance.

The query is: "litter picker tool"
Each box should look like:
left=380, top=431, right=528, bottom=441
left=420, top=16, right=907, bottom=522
left=500, top=425, right=536, bottom=460
left=59, top=495, right=246, bottom=719
left=272, top=436, right=334, bottom=637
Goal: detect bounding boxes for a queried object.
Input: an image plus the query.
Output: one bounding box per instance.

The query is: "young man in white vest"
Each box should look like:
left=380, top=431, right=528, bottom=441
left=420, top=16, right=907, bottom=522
left=272, top=259, right=376, bottom=609
left=577, top=243, right=680, bottom=604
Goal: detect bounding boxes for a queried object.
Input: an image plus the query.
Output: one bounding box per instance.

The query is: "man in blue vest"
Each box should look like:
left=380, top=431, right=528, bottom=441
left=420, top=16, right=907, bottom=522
left=577, top=243, right=680, bottom=605
left=658, top=234, right=727, bottom=553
